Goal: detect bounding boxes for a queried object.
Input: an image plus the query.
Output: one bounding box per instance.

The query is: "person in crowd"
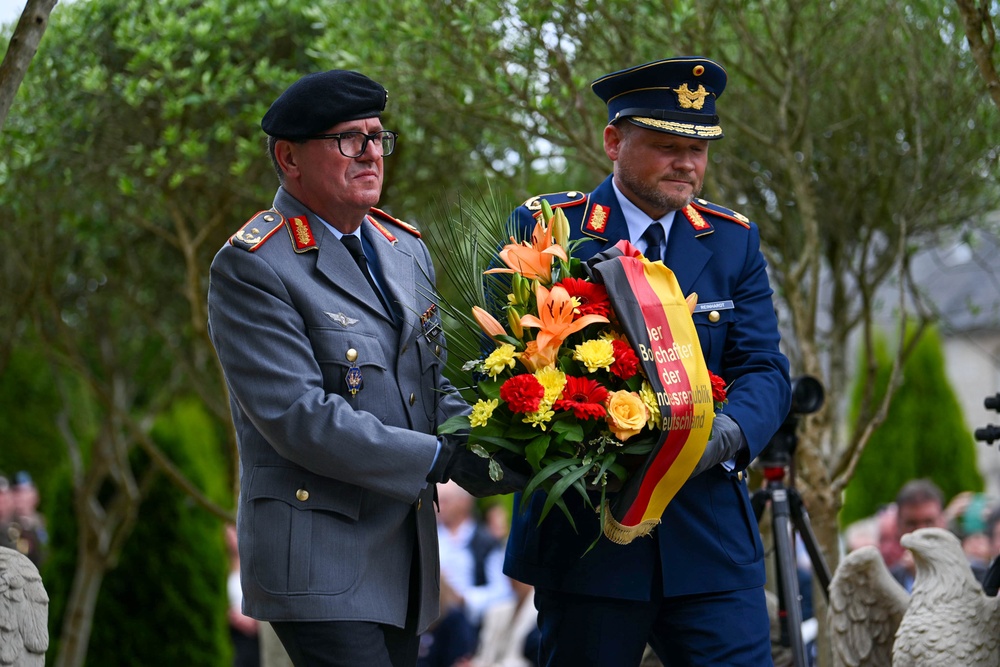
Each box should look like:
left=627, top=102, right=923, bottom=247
left=943, top=491, right=997, bottom=584
left=483, top=503, right=511, bottom=544
left=502, top=56, right=792, bottom=666
left=0, top=474, right=14, bottom=550
left=876, top=503, right=905, bottom=569
left=7, top=471, right=47, bottom=566
left=436, top=481, right=513, bottom=629
left=469, top=577, right=538, bottom=667
left=986, top=504, right=1000, bottom=561
left=207, top=69, right=525, bottom=667
left=889, top=479, right=948, bottom=592
left=225, top=523, right=261, bottom=667
left=416, top=578, right=477, bottom=667
left=843, top=515, right=880, bottom=553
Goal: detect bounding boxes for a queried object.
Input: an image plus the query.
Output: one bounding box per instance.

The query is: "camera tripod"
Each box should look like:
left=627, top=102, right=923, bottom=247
left=751, top=462, right=832, bottom=667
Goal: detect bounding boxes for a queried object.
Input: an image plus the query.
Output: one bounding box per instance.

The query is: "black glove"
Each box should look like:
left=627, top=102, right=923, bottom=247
left=429, top=432, right=530, bottom=498
left=691, top=413, right=747, bottom=478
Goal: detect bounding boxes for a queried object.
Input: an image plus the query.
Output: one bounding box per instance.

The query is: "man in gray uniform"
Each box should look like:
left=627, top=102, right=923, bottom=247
left=208, top=69, right=523, bottom=667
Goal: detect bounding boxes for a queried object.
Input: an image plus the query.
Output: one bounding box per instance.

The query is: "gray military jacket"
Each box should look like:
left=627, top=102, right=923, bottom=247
left=208, top=187, right=467, bottom=633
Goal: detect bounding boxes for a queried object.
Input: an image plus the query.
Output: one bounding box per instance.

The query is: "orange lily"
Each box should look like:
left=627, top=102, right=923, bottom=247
left=519, top=340, right=559, bottom=372
left=472, top=306, right=506, bottom=340
left=686, top=292, right=698, bottom=315
left=520, top=284, right=609, bottom=361
left=484, top=221, right=568, bottom=282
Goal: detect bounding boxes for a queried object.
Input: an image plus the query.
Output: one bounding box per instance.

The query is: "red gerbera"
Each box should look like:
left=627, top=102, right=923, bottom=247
left=557, top=277, right=612, bottom=319
left=610, top=339, right=639, bottom=380
left=553, top=376, right=609, bottom=420
left=500, top=374, right=546, bottom=413
left=709, top=372, right=728, bottom=404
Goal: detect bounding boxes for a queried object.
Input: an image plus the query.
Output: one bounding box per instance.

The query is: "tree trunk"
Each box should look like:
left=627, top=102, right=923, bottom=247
left=52, top=547, right=106, bottom=667
left=0, top=0, right=58, bottom=129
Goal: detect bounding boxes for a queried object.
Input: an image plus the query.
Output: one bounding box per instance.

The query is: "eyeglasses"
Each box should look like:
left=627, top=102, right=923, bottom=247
left=308, top=130, right=397, bottom=158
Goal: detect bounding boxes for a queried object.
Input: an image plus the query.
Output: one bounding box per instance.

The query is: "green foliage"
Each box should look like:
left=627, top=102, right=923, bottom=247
left=86, top=398, right=231, bottom=666
left=40, top=462, right=77, bottom=662
left=841, top=326, right=983, bottom=526
left=0, top=344, right=63, bottom=486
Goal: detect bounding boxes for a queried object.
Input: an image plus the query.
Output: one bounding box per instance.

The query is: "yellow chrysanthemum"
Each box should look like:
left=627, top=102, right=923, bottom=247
left=573, top=339, right=616, bottom=373
left=639, top=381, right=662, bottom=431
left=534, top=367, right=567, bottom=409
left=522, top=408, right=555, bottom=430
left=470, top=399, right=499, bottom=428
left=483, top=343, right=517, bottom=377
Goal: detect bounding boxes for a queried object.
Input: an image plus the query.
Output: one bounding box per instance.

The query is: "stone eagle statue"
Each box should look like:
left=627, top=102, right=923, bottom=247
left=828, top=527, right=1000, bottom=667
left=0, top=546, right=48, bottom=666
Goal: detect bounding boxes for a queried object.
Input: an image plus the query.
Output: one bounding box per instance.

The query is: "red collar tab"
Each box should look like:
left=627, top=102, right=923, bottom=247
left=682, top=205, right=714, bottom=237
left=584, top=203, right=610, bottom=237
left=287, top=215, right=317, bottom=252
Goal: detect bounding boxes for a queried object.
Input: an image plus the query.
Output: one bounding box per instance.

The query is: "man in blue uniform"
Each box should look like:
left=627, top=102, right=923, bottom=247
left=208, top=69, right=523, bottom=667
left=503, top=57, right=792, bottom=666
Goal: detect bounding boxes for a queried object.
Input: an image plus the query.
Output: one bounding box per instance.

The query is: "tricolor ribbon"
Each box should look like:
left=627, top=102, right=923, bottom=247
left=587, top=241, right=714, bottom=544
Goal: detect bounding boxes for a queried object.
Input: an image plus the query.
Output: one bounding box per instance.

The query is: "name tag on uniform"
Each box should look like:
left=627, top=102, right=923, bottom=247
left=694, top=300, right=734, bottom=313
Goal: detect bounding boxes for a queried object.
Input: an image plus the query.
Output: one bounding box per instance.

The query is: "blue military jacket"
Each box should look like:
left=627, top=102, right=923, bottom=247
left=503, top=175, right=791, bottom=600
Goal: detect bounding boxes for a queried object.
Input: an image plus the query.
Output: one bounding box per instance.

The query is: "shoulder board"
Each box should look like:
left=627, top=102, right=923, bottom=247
left=230, top=210, right=285, bottom=252
left=368, top=207, right=420, bottom=239
left=521, top=190, right=587, bottom=212
left=691, top=198, right=751, bottom=229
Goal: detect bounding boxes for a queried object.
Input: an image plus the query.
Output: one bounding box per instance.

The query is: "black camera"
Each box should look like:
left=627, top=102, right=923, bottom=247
left=757, top=375, right=825, bottom=469
left=976, top=392, right=1000, bottom=445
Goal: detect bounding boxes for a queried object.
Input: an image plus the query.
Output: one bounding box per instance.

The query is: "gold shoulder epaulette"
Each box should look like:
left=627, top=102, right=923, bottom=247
left=368, top=207, right=421, bottom=238
left=230, top=210, right=286, bottom=252
left=691, top=199, right=751, bottom=229
left=521, top=190, right=587, bottom=212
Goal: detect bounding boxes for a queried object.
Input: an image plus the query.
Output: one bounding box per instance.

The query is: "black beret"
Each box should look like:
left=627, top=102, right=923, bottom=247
left=261, top=70, right=388, bottom=140
left=592, top=57, right=727, bottom=140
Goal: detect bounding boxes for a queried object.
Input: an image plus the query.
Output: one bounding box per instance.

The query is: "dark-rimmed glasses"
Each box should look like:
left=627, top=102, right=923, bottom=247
left=308, top=130, right=397, bottom=158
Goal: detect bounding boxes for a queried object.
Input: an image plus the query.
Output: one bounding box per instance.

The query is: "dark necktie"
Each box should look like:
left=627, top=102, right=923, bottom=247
left=641, top=222, right=666, bottom=263
left=341, top=234, right=391, bottom=316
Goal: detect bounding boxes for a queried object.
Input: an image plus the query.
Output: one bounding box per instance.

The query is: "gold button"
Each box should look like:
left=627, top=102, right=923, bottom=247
left=417, top=498, right=422, bottom=510
left=737, top=471, right=744, bottom=482
left=434, top=345, right=441, bottom=355
left=709, top=310, right=721, bottom=323
left=346, top=348, right=358, bottom=362
left=263, top=214, right=275, bottom=222
left=296, top=489, right=309, bottom=502
left=409, top=393, right=416, bottom=406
